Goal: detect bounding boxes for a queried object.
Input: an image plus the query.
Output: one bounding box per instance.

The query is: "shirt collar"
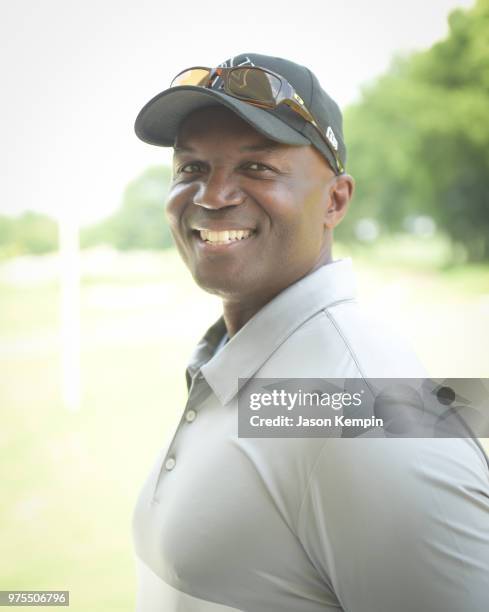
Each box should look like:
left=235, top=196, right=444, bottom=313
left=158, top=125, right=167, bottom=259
left=186, top=258, right=356, bottom=405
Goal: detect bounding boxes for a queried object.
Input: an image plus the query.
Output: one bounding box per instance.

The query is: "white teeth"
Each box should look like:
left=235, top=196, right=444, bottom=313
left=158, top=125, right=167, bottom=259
left=199, top=229, right=254, bottom=243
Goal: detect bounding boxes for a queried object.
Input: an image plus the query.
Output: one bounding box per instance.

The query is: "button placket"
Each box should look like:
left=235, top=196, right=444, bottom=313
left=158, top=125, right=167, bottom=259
left=151, top=371, right=212, bottom=503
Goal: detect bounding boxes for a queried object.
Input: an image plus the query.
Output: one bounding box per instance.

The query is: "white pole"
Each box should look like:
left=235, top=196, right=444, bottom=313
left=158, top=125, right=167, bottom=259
left=58, top=209, right=81, bottom=412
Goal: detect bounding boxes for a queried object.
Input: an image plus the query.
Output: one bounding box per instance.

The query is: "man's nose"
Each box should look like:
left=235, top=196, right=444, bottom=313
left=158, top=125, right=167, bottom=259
left=193, top=169, right=245, bottom=209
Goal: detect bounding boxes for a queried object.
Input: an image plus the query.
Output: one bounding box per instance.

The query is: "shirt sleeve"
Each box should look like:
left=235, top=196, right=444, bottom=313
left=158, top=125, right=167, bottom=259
left=297, top=436, right=489, bottom=612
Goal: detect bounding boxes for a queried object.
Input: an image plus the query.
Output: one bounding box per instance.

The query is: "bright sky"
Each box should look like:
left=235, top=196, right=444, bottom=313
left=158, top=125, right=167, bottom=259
left=1, top=0, right=474, bottom=226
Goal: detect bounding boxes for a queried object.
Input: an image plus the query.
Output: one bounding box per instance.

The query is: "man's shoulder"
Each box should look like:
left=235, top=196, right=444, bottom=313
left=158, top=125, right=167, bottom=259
left=259, top=298, right=426, bottom=379
left=324, top=299, right=427, bottom=377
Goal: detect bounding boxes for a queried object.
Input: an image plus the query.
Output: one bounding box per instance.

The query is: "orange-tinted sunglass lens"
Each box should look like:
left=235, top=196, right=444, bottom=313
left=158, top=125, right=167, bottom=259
left=171, top=68, right=211, bottom=87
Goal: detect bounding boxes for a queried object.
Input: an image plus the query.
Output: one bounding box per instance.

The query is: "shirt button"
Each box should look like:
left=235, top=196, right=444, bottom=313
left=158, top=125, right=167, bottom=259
left=185, top=409, right=197, bottom=423
left=165, top=457, right=176, bottom=471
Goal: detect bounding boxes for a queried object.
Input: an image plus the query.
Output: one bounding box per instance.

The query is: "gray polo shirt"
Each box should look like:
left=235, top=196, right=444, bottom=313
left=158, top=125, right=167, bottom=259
left=132, top=258, right=489, bottom=611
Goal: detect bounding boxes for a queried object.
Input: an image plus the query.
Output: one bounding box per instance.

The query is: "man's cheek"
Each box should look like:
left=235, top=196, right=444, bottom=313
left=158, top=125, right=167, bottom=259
left=166, top=181, right=193, bottom=212
left=165, top=198, right=189, bottom=237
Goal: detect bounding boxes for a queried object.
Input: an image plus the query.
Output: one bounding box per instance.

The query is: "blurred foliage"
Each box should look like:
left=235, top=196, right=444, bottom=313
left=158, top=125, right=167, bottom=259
left=0, top=211, right=57, bottom=259
left=0, top=167, right=173, bottom=258
left=339, top=0, right=489, bottom=261
left=81, top=166, right=173, bottom=250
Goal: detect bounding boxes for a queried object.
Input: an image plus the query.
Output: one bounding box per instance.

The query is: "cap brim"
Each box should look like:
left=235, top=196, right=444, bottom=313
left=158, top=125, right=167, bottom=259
left=134, top=85, right=310, bottom=147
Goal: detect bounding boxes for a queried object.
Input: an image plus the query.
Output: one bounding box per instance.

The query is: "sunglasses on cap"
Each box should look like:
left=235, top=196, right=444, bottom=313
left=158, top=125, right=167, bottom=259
left=170, top=65, right=345, bottom=175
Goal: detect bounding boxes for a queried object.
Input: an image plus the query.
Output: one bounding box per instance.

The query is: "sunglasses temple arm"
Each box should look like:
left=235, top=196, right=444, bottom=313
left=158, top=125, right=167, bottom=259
left=284, top=100, right=344, bottom=174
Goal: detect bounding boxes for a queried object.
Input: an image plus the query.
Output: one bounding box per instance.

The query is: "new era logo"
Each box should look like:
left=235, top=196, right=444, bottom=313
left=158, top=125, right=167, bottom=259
left=326, top=126, right=338, bottom=151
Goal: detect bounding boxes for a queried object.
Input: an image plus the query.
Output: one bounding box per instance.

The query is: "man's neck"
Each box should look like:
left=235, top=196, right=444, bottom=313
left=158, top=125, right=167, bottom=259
left=222, top=293, right=275, bottom=338
left=221, top=257, right=333, bottom=337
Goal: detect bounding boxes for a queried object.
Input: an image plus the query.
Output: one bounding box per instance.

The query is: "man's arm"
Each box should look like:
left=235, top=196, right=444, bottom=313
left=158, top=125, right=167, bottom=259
left=297, top=436, right=489, bottom=612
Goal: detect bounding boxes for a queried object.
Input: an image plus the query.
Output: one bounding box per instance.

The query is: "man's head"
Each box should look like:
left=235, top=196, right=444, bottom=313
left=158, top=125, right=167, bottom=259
left=134, top=53, right=354, bottom=306
left=167, top=105, right=353, bottom=304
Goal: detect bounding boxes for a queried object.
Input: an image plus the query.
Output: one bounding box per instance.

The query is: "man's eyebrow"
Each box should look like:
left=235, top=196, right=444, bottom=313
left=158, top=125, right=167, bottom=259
left=173, top=145, right=194, bottom=154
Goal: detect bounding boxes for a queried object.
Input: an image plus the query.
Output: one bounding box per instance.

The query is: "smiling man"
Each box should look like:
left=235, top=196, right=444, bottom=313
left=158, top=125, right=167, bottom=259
left=168, top=105, right=352, bottom=336
left=132, top=54, right=489, bottom=612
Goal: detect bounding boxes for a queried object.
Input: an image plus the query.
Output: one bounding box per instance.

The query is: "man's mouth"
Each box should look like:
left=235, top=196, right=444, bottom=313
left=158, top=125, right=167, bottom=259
left=197, top=228, right=255, bottom=245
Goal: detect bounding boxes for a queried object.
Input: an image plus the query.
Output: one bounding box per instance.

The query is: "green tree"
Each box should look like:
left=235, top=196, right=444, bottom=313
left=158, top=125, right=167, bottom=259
left=339, top=0, right=489, bottom=261
left=81, top=165, right=173, bottom=250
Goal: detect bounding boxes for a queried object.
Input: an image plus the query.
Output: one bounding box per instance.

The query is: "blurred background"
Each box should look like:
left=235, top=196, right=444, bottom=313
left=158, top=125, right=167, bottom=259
left=1, top=0, right=488, bottom=610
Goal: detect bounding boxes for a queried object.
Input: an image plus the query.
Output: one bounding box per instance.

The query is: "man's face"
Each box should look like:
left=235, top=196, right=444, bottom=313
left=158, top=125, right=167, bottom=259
left=167, top=106, right=337, bottom=304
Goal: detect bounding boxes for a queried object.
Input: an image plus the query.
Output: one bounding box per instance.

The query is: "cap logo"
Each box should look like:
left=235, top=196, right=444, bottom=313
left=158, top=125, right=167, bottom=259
left=326, top=126, right=339, bottom=151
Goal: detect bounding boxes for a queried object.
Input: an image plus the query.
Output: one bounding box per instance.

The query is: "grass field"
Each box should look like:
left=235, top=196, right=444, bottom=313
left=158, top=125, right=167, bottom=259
left=1, top=238, right=488, bottom=611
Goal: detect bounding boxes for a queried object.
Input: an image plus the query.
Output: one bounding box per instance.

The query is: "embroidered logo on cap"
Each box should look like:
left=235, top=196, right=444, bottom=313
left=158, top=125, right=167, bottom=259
left=326, top=126, right=339, bottom=151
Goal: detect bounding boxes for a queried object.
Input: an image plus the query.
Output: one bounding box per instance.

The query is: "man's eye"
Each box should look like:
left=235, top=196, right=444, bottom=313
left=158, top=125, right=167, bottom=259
left=179, top=162, right=203, bottom=174
left=244, top=162, right=271, bottom=172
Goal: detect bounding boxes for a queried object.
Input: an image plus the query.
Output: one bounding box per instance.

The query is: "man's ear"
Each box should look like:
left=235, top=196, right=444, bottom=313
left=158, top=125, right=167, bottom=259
left=324, top=174, right=355, bottom=229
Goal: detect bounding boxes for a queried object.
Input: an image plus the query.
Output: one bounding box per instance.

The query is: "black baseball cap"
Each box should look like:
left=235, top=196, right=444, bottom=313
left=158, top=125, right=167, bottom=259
left=134, top=52, right=347, bottom=174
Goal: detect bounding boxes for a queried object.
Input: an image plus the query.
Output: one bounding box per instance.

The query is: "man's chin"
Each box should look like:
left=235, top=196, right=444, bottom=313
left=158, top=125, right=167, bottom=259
left=192, top=271, right=254, bottom=300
